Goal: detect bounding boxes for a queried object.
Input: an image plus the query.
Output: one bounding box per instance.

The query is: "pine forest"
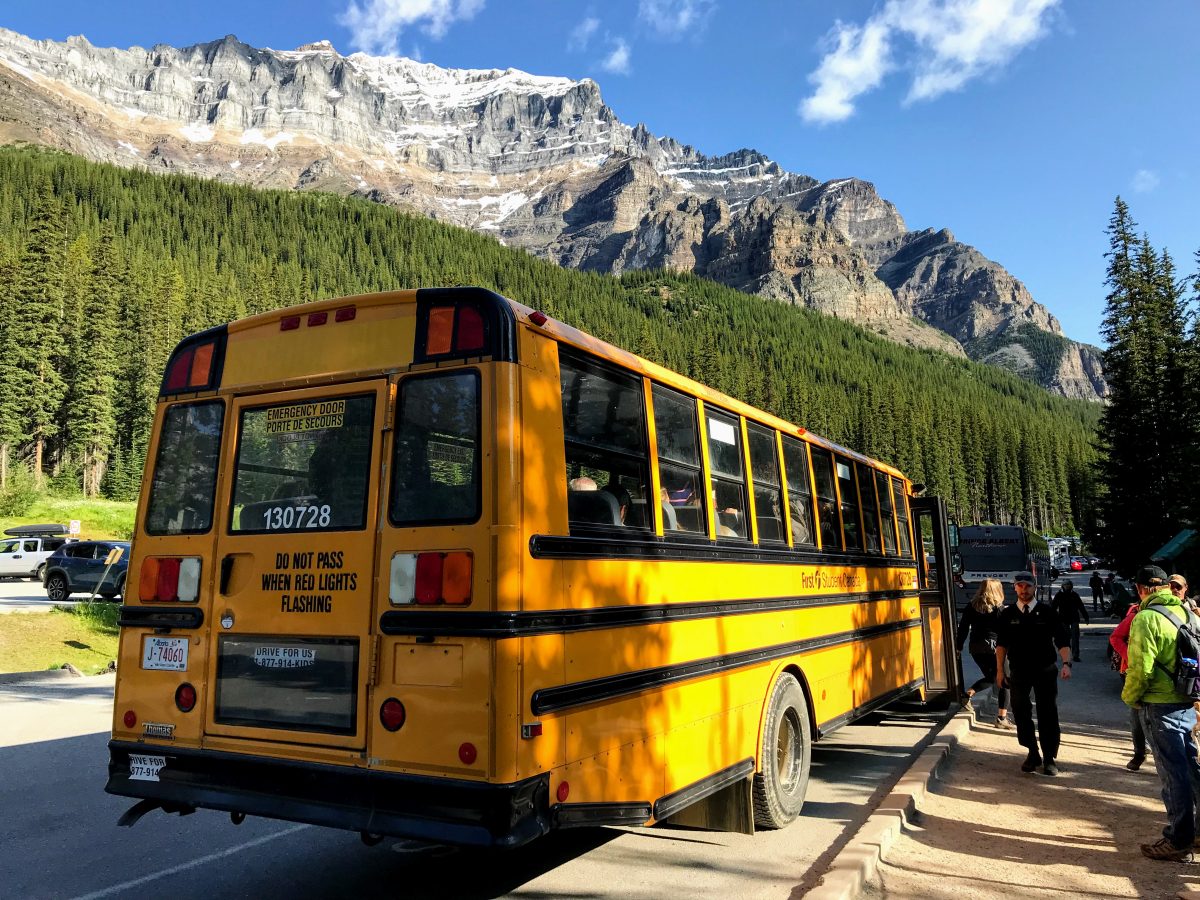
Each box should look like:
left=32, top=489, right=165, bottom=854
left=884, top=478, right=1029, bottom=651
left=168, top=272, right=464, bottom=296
left=0, top=146, right=1102, bottom=532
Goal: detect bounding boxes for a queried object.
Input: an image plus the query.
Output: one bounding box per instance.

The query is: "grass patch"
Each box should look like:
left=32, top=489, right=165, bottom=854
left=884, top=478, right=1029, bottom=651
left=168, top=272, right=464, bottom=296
left=0, top=604, right=120, bottom=675
left=0, top=495, right=137, bottom=540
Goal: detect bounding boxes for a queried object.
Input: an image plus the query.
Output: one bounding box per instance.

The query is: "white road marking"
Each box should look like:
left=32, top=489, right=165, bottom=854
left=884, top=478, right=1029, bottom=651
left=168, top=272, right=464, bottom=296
left=0, top=692, right=112, bottom=706
left=68, top=823, right=311, bottom=899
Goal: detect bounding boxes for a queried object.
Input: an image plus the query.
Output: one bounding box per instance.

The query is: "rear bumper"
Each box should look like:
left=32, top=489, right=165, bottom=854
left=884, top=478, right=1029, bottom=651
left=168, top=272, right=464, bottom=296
left=106, top=740, right=551, bottom=848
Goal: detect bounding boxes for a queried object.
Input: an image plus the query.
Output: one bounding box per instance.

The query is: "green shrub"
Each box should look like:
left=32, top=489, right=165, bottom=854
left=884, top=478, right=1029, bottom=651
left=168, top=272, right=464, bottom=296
left=0, top=466, right=40, bottom=516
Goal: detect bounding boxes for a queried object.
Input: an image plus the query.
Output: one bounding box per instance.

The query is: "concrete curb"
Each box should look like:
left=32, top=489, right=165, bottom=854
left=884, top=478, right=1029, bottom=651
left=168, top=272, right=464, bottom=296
left=0, top=667, right=82, bottom=686
left=806, top=709, right=975, bottom=900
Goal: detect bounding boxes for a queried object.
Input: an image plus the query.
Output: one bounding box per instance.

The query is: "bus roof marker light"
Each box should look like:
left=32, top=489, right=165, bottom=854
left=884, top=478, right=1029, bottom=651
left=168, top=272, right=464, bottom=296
left=528, top=311, right=548, bottom=327
left=334, top=306, right=356, bottom=322
left=189, top=343, right=215, bottom=388
left=280, top=315, right=301, bottom=332
left=455, top=305, right=485, bottom=353
left=164, top=347, right=195, bottom=392
left=427, top=306, right=455, bottom=355
left=307, top=312, right=328, bottom=327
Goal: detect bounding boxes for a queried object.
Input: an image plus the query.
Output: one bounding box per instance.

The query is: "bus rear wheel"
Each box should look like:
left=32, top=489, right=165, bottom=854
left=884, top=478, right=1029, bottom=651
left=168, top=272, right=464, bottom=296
left=752, top=673, right=811, bottom=829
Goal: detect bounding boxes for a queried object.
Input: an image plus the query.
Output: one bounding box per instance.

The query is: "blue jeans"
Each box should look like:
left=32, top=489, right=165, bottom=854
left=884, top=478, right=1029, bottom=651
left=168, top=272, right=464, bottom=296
left=1140, top=703, right=1200, bottom=848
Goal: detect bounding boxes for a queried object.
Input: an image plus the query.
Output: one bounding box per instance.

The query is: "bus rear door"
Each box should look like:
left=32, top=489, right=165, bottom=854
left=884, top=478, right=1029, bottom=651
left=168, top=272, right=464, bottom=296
left=205, top=381, right=388, bottom=751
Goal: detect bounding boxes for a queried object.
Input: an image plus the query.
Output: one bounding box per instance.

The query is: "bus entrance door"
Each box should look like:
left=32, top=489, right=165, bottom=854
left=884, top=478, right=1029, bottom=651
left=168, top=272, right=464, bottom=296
left=205, top=381, right=389, bottom=751
left=911, top=496, right=963, bottom=703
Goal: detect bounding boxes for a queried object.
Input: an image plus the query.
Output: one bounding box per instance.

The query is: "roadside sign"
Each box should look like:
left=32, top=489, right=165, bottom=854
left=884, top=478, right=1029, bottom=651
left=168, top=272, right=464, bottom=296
left=69, top=520, right=80, bottom=535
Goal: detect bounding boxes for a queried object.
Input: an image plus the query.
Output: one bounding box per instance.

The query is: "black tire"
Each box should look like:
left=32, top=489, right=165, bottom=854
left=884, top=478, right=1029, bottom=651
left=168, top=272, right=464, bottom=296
left=31, top=564, right=45, bottom=583
left=45, top=573, right=71, bottom=602
left=752, top=673, right=812, bottom=829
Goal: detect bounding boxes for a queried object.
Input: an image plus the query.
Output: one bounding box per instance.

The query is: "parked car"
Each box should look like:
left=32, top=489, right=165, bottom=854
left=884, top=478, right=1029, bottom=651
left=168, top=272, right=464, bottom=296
left=43, top=540, right=130, bottom=602
left=1070, top=557, right=1085, bottom=571
left=0, top=525, right=75, bottom=581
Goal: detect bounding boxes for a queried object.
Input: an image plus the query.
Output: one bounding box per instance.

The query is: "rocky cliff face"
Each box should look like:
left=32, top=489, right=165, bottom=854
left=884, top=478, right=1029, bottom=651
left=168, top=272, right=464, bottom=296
left=0, top=27, right=1104, bottom=400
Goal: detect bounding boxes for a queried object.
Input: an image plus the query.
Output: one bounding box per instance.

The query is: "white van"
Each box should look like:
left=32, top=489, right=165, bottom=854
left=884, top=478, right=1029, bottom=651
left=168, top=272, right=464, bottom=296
left=0, top=526, right=75, bottom=581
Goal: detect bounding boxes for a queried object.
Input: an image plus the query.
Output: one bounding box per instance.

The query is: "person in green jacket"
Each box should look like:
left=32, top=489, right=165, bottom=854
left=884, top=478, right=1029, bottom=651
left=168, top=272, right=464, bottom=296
left=1123, top=564, right=1200, bottom=862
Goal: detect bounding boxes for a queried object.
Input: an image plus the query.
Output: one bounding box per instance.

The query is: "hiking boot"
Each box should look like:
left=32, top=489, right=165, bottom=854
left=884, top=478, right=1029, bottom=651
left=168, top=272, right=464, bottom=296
left=1042, top=759, right=1059, bottom=776
left=1141, top=837, right=1192, bottom=862
left=1021, top=751, right=1042, bottom=773
left=1127, top=754, right=1145, bottom=772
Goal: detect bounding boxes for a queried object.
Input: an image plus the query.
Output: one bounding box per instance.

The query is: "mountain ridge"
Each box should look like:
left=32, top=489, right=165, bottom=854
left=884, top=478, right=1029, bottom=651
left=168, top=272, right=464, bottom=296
left=0, top=27, right=1105, bottom=400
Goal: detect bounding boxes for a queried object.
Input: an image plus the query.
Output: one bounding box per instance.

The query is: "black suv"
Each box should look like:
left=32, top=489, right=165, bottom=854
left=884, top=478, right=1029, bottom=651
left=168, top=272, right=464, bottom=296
left=43, top=540, right=130, bottom=602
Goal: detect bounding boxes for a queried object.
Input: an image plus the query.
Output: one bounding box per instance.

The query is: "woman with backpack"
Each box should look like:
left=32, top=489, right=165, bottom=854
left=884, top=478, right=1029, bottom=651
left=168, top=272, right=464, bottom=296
left=957, top=579, right=1012, bottom=728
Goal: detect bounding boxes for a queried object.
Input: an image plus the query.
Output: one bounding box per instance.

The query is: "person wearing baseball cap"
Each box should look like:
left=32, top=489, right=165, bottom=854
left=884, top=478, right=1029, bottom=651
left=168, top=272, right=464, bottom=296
left=995, top=570, right=1072, bottom=776
left=1124, top=564, right=1200, bottom=862
left=1169, top=574, right=1195, bottom=613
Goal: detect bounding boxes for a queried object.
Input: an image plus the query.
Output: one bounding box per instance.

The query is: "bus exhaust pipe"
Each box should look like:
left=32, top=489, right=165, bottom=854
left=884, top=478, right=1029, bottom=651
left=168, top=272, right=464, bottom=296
left=117, top=798, right=196, bottom=827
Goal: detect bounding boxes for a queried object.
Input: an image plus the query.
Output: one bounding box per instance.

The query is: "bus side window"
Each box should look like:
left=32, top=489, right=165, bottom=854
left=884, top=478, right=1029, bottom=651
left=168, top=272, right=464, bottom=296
left=391, top=372, right=481, bottom=526
left=835, top=456, right=861, bottom=551
left=877, top=470, right=898, bottom=554
left=781, top=436, right=815, bottom=547
left=747, top=423, right=785, bottom=544
left=561, top=352, right=650, bottom=532
left=856, top=462, right=882, bottom=553
left=706, top=410, right=748, bottom=540
left=809, top=447, right=840, bottom=551
left=651, top=384, right=706, bottom=535
left=892, top=477, right=913, bottom=557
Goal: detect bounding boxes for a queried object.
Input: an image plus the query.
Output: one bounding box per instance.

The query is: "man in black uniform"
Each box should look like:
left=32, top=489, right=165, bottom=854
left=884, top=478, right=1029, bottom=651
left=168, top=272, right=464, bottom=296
left=996, top=570, right=1072, bottom=776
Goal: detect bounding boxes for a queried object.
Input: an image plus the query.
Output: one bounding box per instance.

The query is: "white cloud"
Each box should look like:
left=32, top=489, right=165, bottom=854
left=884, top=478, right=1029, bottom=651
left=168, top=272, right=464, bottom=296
left=569, top=16, right=600, bottom=51
left=801, top=0, right=1061, bottom=124
left=1132, top=169, right=1160, bottom=193
left=638, top=0, right=716, bottom=40
left=339, top=0, right=485, bottom=55
left=600, top=38, right=632, bottom=75
left=800, top=19, right=893, bottom=125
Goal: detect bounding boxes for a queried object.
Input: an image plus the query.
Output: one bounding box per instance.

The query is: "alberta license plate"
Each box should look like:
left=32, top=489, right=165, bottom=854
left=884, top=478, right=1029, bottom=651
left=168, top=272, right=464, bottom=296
left=142, top=636, right=188, bottom=671
left=128, top=754, right=166, bottom=781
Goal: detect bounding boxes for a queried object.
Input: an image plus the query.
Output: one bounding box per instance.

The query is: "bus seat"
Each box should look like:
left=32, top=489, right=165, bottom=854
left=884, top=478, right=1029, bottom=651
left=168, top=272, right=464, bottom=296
left=673, top=506, right=701, bottom=533
left=756, top=517, right=782, bottom=543
left=627, top=498, right=650, bottom=529
left=568, top=490, right=622, bottom=526
left=661, top=502, right=678, bottom=531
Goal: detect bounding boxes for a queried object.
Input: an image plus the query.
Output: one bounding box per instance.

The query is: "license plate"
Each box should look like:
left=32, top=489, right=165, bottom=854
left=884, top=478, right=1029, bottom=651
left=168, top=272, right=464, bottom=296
left=128, top=754, right=166, bottom=781
left=142, top=636, right=188, bottom=671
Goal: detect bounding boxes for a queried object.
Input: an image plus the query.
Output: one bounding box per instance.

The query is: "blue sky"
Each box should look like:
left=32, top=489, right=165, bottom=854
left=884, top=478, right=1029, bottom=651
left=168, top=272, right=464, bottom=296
left=4, top=1, right=1198, bottom=347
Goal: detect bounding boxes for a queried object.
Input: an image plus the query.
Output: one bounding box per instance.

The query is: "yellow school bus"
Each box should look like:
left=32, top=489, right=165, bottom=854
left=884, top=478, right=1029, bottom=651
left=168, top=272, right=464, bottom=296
left=106, top=287, right=960, bottom=846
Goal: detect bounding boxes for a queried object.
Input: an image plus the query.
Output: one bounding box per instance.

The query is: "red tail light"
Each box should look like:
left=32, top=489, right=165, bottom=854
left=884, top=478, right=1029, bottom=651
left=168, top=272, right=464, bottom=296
left=380, top=698, right=406, bottom=731
left=175, top=683, right=197, bottom=712
left=458, top=742, right=477, bottom=765
left=414, top=553, right=444, bottom=605
left=457, top=306, right=485, bottom=352
left=156, top=558, right=181, bottom=601
left=556, top=782, right=570, bottom=803
left=123, top=710, right=137, bottom=729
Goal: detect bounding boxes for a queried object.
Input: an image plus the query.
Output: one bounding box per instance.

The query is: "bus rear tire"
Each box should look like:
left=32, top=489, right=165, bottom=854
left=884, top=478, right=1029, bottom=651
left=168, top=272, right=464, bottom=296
left=752, top=673, right=811, bottom=829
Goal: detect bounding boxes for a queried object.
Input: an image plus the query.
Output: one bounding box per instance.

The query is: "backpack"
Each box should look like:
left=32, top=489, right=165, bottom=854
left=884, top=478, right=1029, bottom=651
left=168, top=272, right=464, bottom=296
left=1147, top=604, right=1200, bottom=701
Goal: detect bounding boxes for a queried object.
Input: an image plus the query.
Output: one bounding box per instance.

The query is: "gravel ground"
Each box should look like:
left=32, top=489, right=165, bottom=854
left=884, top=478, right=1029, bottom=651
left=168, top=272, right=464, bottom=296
left=864, top=622, right=1200, bottom=899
